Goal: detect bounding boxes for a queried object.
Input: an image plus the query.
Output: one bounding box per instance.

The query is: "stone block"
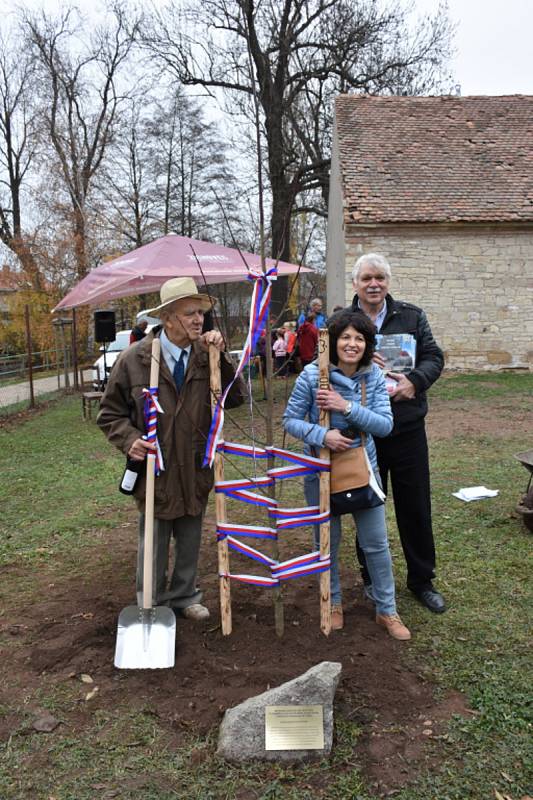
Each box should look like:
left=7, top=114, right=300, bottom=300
left=217, top=661, right=342, bottom=763
left=487, top=350, right=512, bottom=365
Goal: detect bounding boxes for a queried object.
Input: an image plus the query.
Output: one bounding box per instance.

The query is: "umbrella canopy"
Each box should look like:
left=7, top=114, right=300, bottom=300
left=53, top=234, right=312, bottom=312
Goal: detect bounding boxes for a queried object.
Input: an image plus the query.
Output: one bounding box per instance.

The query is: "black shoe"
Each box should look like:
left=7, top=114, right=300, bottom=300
left=410, top=585, right=446, bottom=614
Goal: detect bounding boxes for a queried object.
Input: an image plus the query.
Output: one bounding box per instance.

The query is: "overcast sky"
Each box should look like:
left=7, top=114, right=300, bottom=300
left=1, top=0, right=532, bottom=97
left=417, top=0, right=533, bottom=95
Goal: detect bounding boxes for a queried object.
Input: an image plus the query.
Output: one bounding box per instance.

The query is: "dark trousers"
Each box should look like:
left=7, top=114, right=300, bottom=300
left=356, top=424, right=436, bottom=590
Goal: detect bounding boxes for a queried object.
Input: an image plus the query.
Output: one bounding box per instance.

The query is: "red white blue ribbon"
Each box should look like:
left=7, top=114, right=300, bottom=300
left=219, top=551, right=331, bottom=587
left=216, top=522, right=277, bottom=540
left=274, top=509, right=330, bottom=530
left=142, top=387, right=164, bottom=474
left=214, top=444, right=330, bottom=529
left=203, top=268, right=277, bottom=467
left=215, top=475, right=275, bottom=492
left=217, top=441, right=269, bottom=459
left=218, top=487, right=278, bottom=508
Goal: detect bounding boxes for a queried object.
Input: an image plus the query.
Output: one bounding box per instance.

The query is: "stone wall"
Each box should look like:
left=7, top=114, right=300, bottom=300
left=340, top=224, right=533, bottom=370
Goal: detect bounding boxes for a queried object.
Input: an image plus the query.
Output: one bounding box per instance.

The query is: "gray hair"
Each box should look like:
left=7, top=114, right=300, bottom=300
left=352, top=253, right=392, bottom=282
left=310, top=297, right=323, bottom=307
left=159, top=301, right=180, bottom=322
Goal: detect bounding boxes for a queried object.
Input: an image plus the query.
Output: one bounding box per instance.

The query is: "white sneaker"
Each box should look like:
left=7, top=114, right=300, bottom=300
left=181, top=603, right=210, bottom=622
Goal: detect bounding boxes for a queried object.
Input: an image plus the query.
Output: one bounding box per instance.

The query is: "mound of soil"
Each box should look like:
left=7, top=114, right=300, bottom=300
left=1, top=515, right=469, bottom=795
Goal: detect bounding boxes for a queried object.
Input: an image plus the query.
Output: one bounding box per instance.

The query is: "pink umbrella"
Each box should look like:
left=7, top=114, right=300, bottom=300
left=53, top=234, right=312, bottom=311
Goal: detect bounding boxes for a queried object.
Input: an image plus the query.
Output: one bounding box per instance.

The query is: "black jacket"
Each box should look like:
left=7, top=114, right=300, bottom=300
left=350, top=293, right=444, bottom=435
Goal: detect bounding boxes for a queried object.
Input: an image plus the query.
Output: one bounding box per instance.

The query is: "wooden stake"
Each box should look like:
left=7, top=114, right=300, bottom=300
left=24, top=305, right=35, bottom=409
left=209, top=344, right=232, bottom=635
left=318, top=329, right=331, bottom=636
left=265, top=312, right=284, bottom=638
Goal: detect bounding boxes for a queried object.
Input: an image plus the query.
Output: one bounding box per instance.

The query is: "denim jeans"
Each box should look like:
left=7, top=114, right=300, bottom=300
left=305, top=475, right=397, bottom=615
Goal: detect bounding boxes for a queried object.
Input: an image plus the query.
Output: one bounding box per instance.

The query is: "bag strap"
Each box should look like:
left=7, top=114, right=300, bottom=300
left=360, top=379, right=367, bottom=448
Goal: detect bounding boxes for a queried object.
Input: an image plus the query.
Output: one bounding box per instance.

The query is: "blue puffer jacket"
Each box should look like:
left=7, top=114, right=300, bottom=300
left=283, top=362, right=393, bottom=472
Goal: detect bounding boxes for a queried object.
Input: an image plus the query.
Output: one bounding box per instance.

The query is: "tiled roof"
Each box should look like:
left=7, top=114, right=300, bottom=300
left=335, top=94, right=533, bottom=224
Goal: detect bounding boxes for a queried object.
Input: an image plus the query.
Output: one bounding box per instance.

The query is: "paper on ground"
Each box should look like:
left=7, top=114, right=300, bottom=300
left=452, top=486, right=499, bottom=502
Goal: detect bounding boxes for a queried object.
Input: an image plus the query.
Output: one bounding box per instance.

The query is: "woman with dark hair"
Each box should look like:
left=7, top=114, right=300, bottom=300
left=283, top=311, right=411, bottom=639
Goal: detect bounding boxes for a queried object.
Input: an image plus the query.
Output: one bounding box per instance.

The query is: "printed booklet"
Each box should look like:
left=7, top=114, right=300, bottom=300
left=375, top=333, right=417, bottom=393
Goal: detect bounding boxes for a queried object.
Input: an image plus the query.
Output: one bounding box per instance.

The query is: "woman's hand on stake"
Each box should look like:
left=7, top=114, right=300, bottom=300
left=324, top=429, right=353, bottom=452
left=317, top=388, right=348, bottom=412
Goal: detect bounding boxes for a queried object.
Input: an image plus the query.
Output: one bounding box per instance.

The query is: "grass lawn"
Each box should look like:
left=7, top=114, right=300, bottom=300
left=0, top=372, right=532, bottom=799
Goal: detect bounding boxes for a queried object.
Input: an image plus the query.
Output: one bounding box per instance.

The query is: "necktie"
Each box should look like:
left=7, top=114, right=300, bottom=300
left=173, top=350, right=186, bottom=392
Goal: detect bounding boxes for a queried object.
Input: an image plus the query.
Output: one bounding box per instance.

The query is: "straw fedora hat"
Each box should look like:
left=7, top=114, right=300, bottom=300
left=144, top=277, right=216, bottom=316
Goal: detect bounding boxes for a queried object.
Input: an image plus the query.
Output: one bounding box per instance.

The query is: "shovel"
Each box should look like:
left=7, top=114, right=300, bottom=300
left=114, top=337, right=176, bottom=669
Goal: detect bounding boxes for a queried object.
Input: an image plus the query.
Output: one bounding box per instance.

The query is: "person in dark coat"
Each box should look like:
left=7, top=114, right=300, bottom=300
left=98, top=278, right=244, bottom=622
left=349, top=252, right=446, bottom=614
left=129, top=319, right=148, bottom=343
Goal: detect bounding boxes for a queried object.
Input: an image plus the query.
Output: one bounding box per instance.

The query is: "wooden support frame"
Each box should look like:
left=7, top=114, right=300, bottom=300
left=318, top=329, right=332, bottom=636
left=209, top=345, right=232, bottom=635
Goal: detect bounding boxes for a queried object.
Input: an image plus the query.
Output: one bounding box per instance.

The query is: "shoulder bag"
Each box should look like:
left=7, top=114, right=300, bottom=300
left=329, top=381, right=385, bottom=515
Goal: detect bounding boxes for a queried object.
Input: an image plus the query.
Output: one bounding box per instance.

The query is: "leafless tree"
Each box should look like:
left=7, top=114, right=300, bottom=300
left=93, top=99, right=157, bottom=249
left=143, top=0, right=454, bottom=310
left=95, top=85, right=253, bottom=253
left=0, top=26, right=42, bottom=289
left=24, top=2, right=141, bottom=281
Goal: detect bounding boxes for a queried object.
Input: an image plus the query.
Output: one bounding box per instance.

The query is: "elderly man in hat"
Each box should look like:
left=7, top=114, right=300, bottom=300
left=98, top=277, right=244, bottom=621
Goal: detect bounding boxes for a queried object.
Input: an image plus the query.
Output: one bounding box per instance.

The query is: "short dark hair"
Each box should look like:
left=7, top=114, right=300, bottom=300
left=327, top=310, right=376, bottom=367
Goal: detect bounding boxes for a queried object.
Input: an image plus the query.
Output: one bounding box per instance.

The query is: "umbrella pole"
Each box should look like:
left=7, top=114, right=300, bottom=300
left=318, top=329, right=331, bottom=635
left=209, top=344, right=232, bottom=635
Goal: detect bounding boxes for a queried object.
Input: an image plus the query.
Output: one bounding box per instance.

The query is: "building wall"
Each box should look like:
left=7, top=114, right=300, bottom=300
left=325, top=124, right=347, bottom=312
left=340, top=224, right=533, bottom=370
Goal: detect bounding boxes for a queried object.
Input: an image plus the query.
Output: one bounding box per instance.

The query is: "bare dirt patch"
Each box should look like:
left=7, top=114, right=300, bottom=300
left=427, top=397, right=533, bottom=440
left=0, top=515, right=469, bottom=795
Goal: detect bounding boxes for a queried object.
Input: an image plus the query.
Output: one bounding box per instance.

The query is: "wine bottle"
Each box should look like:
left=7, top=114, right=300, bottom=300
left=119, top=457, right=145, bottom=495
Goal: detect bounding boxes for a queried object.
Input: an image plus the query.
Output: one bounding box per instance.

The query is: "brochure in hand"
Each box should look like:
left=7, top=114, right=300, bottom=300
left=375, top=333, right=417, bottom=393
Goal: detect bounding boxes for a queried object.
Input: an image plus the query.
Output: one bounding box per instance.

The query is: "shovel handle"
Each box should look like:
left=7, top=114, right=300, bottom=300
left=143, top=338, right=161, bottom=611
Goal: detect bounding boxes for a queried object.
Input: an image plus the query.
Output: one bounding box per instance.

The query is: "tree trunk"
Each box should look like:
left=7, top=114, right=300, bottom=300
left=73, top=206, right=88, bottom=280
left=269, top=178, right=292, bottom=320
left=9, top=236, right=43, bottom=292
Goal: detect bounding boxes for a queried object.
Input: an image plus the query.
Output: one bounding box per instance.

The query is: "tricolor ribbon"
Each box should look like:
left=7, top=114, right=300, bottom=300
left=142, top=387, right=165, bottom=474
left=216, top=522, right=278, bottom=540
left=203, top=268, right=277, bottom=467
left=218, top=550, right=330, bottom=587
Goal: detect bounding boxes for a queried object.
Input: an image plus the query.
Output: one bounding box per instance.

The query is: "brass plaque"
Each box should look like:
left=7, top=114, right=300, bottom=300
left=265, top=705, right=324, bottom=750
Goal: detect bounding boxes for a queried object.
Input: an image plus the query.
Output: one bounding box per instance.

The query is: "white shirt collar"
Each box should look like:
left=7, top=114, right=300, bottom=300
left=160, top=330, right=191, bottom=372
left=357, top=297, right=387, bottom=332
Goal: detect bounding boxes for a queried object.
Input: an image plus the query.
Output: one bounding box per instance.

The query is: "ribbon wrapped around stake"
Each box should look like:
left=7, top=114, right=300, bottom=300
left=203, top=268, right=277, bottom=467
left=213, top=441, right=331, bottom=586
left=142, top=387, right=165, bottom=474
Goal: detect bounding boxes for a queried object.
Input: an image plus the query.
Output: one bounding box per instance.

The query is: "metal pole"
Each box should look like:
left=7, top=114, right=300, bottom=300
left=24, top=305, right=35, bottom=409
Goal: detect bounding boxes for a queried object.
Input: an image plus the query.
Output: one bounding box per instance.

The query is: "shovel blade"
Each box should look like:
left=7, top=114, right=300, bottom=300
left=114, top=605, right=176, bottom=669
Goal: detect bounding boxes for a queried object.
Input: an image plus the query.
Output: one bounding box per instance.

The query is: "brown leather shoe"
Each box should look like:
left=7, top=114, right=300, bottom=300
left=331, top=605, right=344, bottom=631
left=376, top=613, right=411, bottom=641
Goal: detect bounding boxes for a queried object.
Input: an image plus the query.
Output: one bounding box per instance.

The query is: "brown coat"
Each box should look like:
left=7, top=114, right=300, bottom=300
left=97, top=328, right=244, bottom=519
